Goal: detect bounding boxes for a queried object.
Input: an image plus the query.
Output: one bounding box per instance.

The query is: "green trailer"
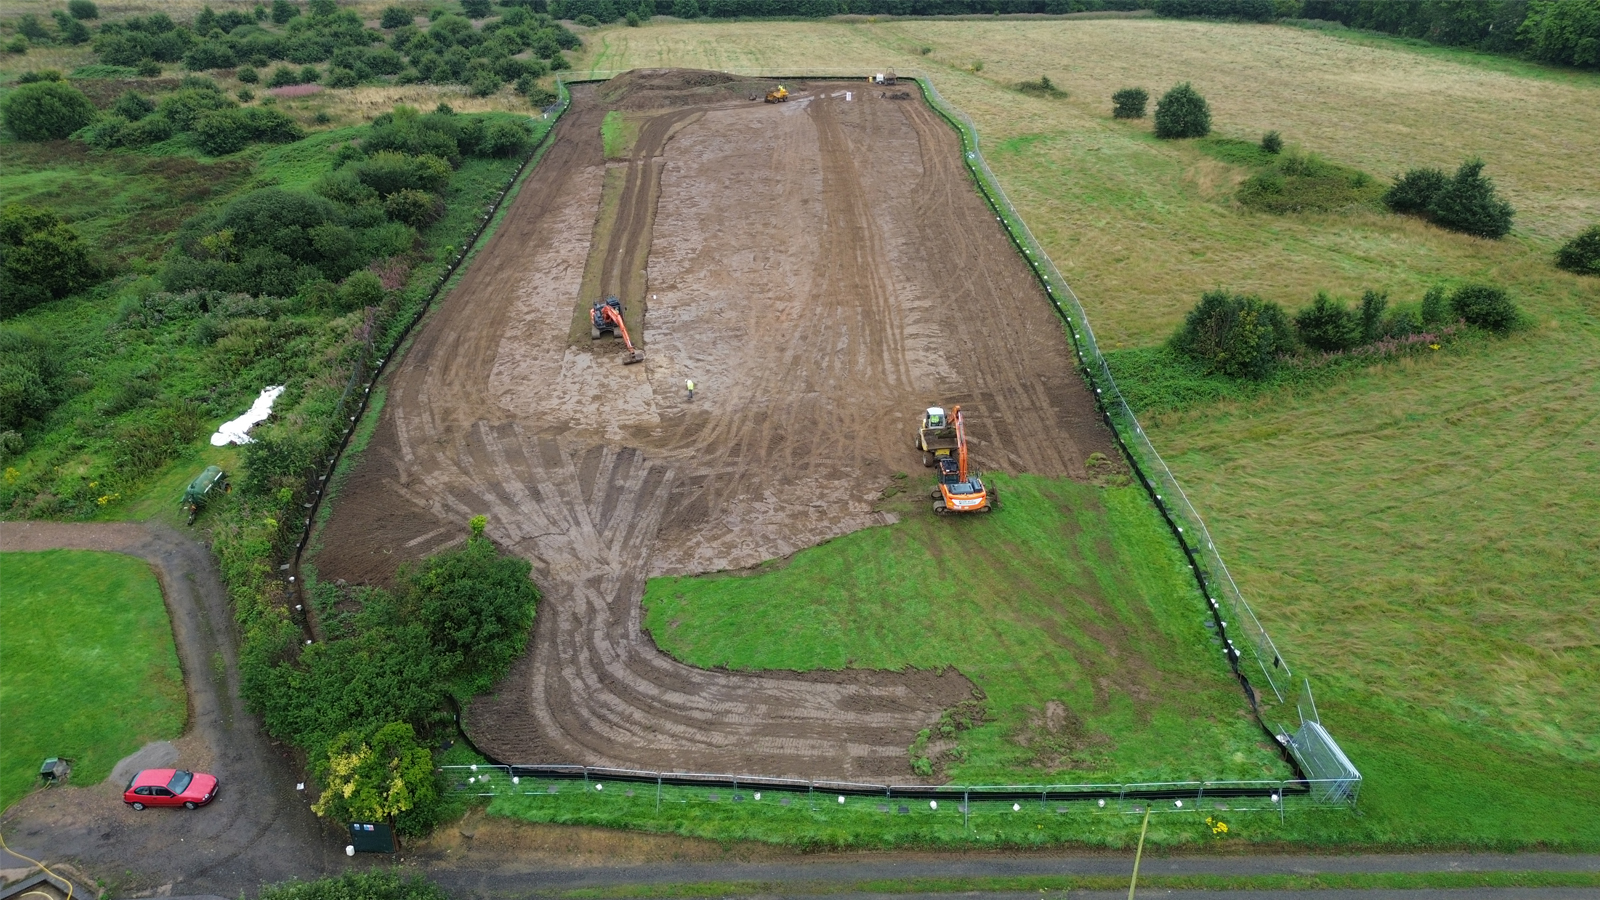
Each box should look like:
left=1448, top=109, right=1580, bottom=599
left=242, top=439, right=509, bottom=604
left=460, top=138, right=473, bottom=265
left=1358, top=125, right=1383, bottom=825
left=181, top=465, right=230, bottom=525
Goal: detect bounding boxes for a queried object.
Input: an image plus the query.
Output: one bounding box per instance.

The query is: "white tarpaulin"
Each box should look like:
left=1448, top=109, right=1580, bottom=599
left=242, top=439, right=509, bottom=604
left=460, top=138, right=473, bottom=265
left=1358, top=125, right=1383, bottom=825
left=211, top=385, right=285, bottom=446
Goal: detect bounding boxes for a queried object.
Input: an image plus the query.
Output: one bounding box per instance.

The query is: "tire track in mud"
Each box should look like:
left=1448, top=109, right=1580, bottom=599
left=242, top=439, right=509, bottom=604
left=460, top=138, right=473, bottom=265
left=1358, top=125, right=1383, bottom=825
left=316, top=76, right=1116, bottom=780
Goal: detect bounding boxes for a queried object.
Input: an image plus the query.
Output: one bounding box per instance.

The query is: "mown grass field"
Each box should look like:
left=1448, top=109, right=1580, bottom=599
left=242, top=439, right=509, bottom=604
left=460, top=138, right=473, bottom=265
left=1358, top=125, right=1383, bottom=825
left=647, top=474, right=1282, bottom=784
left=556, top=17, right=1600, bottom=848
left=0, top=550, right=186, bottom=811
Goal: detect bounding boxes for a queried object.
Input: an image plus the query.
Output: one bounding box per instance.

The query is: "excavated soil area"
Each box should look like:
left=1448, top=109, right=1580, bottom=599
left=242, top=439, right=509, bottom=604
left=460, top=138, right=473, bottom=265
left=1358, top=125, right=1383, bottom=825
left=314, top=70, right=1116, bottom=781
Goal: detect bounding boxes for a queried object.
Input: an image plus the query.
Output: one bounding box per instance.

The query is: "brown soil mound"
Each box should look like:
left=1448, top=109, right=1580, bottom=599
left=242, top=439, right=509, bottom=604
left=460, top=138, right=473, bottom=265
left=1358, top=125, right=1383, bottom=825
left=599, top=67, right=782, bottom=110
left=313, top=72, right=1117, bottom=781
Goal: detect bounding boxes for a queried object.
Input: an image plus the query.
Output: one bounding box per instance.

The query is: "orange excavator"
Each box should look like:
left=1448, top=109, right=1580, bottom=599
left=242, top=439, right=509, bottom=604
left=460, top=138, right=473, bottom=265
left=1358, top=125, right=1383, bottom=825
left=590, top=296, right=645, bottom=365
left=930, top=405, right=997, bottom=514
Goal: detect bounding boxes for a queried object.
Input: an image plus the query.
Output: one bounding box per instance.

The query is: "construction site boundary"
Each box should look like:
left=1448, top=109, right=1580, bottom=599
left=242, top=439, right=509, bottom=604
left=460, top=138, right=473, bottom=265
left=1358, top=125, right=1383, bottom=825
left=276, top=70, right=1358, bottom=807
left=549, top=69, right=1359, bottom=802
left=439, top=763, right=1350, bottom=818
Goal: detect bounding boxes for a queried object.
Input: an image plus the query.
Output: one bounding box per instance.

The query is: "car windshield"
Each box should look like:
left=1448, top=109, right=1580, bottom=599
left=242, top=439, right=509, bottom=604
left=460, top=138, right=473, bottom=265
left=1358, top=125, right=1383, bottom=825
left=167, top=770, right=193, bottom=793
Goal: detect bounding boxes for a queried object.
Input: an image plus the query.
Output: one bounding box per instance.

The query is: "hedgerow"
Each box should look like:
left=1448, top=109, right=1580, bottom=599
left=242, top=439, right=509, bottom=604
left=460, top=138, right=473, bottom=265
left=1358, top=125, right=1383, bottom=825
left=1168, top=281, right=1522, bottom=380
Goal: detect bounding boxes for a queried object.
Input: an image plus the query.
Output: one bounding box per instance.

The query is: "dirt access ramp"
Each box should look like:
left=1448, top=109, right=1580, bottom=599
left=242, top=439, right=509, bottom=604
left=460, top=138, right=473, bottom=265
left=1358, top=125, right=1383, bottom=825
left=314, top=70, right=1115, bottom=780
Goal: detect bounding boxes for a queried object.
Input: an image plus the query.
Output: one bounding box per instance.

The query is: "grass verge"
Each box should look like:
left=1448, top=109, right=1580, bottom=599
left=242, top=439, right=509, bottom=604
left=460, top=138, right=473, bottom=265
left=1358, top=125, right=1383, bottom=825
left=0, top=549, right=185, bottom=811
left=551, top=870, right=1600, bottom=899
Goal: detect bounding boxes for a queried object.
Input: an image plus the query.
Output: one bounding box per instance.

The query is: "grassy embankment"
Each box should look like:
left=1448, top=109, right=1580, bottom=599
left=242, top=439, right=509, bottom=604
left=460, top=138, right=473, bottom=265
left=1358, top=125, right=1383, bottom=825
left=495, top=16, right=1600, bottom=849
left=0, top=550, right=185, bottom=810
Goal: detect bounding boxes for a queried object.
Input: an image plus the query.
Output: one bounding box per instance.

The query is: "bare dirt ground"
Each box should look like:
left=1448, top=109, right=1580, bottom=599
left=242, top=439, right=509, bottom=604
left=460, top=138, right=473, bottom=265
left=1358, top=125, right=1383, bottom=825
left=314, top=70, right=1116, bottom=781
left=0, top=521, right=333, bottom=895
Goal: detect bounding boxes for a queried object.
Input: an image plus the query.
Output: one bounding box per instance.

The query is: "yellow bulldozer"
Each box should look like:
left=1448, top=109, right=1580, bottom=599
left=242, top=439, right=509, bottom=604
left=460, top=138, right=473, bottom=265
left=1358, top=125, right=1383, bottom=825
left=764, top=85, right=789, bottom=103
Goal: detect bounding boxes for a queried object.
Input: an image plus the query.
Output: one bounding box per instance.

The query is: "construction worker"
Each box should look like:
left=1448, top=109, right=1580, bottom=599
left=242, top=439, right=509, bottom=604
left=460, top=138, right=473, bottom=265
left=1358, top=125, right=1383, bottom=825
left=686, top=379, right=696, bottom=401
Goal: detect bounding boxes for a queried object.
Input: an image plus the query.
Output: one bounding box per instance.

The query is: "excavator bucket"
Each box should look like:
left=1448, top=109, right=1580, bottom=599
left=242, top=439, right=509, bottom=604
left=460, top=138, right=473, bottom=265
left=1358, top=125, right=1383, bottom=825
left=623, top=349, right=645, bottom=365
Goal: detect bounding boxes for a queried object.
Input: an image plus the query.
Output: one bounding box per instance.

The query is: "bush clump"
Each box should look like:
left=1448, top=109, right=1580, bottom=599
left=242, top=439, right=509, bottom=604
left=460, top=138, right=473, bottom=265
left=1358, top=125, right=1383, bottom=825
left=1384, top=159, right=1514, bottom=238
left=1236, top=150, right=1383, bottom=214
left=0, top=80, right=99, bottom=140
left=1111, top=87, right=1147, bottom=119
left=1260, top=130, right=1282, bottom=154
left=1015, top=75, right=1065, bottom=98
left=1153, top=81, right=1210, bottom=138
left=1383, top=166, right=1447, bottom=215
left=259, top=871, right=450, bottom=900
left=1, top=204, right=100, bottom=317
left=1427, top=159, right=1515, bottom=238
left=1293, top=291, right=1361, bottom=352
left=1555, top=225, right=1600, bottom=276
left=381, top=5, right=414, bottom=28
left=1449, top=283, right=1519, bottom=333
left=1169, top=289, right=1294, bottom=379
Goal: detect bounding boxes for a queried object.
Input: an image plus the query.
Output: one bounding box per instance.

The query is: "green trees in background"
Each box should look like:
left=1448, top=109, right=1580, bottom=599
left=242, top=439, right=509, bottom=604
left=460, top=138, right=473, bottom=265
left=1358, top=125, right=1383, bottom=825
left=1153, top=81, right=1211, bottom=138
left=1295, top=0, right=1599, bottom=70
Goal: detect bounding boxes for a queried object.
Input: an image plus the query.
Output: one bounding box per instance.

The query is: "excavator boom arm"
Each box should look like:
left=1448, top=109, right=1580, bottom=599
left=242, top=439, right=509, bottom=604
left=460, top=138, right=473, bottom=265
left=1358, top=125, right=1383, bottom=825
left=953, top=404, right=968, bottom=482
left=602, top=304, right=640, bottom=355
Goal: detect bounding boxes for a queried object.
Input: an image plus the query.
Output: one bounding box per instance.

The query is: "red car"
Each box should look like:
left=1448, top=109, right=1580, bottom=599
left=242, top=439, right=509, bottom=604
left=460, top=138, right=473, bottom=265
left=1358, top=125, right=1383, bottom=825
left=123, top=769, right=218, bottom=810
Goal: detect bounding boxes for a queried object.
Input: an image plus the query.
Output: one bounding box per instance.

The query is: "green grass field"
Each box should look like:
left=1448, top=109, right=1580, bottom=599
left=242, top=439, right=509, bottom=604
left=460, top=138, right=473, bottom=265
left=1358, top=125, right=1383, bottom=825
left=647, top=474, right=1283, bottom=784
left=0, top=550, right=186, bottom=811
left=542, top=16, right=1600, bottom=848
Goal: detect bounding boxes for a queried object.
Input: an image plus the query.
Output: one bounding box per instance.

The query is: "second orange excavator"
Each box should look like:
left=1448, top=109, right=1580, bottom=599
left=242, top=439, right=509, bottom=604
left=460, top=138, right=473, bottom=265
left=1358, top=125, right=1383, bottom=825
left=929, top=404, right=997, bottom=514
left=591, top=296, right=645, bottom=365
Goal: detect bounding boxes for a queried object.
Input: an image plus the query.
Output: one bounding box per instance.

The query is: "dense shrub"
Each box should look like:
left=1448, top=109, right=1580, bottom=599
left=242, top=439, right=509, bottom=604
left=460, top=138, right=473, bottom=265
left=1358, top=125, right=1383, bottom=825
left=53, top=11, right=93, bottom=45
left=1294, top=292, right=1362, bottom=352
left=194, top=107, right=305, bottom=154
left=184, top=40, right=238, bottom=70
left=1169, top=289, right=1294, bottom=379
left=112, top=90, right=157, bottom=120
left=158, top=85, right=238, bottom=128
left=354, top=151, right=453, bottom=197
left=310, top=721, right=441, bottom=833
left=1107, top=86, right=1145, bottom=119
left=69, top=0, right=101, bottom=19
left=1, top=204, right=99, bottom=317
left=1383, top=166, right=1448, bottom=215
left=0, top=325, right=64, bottom=432
left=383, top=188, right=443, bottom=227
left=1260, top=130, right=1282, bottom=154
left=1427, top=159, right=1514, bottom=239
left=1420, top=285, right=1452, bottom=327
left=672, top=0, right=701, bottom=16
left=381, top=5, right=415, bottom=28
left=476, top=118, right=534, bottom=157
left=397, top=534, right=539, bottom=690
left=267, top=64, right=303, bottom=86
left=462, top=0, right=495, bottom=16
left=1358, top=289, right=1388, bottom=344
left=1153, top=81, right=1210, bottom=138
left=1450, top=283, right=1519, bottom=333
left=1555, top=225, right=1600, bottom=275
left=0, top=80, right=98, bottom=140
left=259, top=872, right=451, bottom=900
